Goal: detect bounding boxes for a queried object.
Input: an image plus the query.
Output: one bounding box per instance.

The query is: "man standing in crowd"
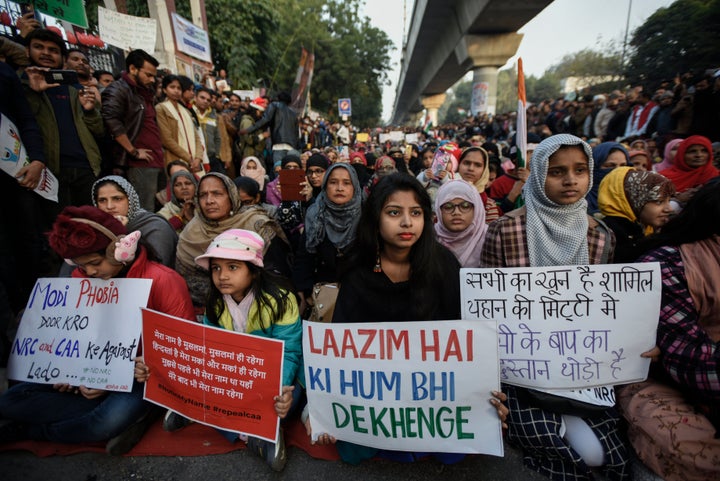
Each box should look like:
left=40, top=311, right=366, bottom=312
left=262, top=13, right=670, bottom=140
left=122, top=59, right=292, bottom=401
left=102, top=49, right=164, bottom=211
left=237, top=97, right=268, bottom=163
left=239, top=91, right=299, bottom=171
left=65, top=48, right=100, bottom=103
left=624, top=89, right=658, bottom=139
left=22, top=29, right=103, bottom=207
left=193, top=86, right=223, bottom=173
left=93, top=70, right=115, bottom=90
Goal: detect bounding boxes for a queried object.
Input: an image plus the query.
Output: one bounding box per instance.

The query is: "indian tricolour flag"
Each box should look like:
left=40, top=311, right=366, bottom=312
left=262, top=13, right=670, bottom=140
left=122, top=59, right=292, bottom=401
left=516, top=58, right=528, bottom=168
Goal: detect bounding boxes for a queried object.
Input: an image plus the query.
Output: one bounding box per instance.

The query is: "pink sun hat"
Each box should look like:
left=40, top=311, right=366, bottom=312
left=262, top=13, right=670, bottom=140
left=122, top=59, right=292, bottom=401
left=195, top=229, right=265, bottom=269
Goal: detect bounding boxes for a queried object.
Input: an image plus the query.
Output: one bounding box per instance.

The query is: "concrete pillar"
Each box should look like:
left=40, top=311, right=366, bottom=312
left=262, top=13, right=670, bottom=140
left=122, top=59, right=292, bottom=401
left=421, top=93, right=446, bottom=127
left=459, top=33, right=523, bottom=116
left=470, top=66, right=499, bottom=116
left=189, top=0, right=208, bottom=29
left=147, top=0, right=176, bottom=68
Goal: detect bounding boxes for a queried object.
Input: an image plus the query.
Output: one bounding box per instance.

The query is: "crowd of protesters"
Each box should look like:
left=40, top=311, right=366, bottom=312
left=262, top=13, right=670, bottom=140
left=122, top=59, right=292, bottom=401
left=0, top=15, right=719, bottom=481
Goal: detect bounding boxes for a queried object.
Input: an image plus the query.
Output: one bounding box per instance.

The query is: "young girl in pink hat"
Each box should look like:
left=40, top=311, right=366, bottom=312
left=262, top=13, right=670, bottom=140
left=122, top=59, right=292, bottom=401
left=164, top=229, right=302, bottom=472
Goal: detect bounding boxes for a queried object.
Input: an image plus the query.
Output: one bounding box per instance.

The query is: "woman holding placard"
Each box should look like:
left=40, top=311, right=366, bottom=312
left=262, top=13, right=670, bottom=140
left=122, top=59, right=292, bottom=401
left=617, top=180, right=720, bottom=481
left=0, top=206, right=194, bottom=454
left=314, top=174, right=508, bottom=464
left=480, top=134, right=631, bottom=480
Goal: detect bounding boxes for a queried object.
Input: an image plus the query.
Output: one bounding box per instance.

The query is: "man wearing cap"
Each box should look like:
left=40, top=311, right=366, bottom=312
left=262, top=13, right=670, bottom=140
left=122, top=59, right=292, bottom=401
left=236, top=97, right=268, bottom=171
left=238, top=91, right=300, bottom=172
left=193, top=86, right=223, bottom=173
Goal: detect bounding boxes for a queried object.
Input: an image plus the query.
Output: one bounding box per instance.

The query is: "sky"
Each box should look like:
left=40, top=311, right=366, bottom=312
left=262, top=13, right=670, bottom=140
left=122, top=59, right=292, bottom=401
left=362, top=0, right=675, bottom=122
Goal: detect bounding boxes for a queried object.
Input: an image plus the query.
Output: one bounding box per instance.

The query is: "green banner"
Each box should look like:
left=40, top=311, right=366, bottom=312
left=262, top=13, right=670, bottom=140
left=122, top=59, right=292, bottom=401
left=34, top=0, right=89, bottom=29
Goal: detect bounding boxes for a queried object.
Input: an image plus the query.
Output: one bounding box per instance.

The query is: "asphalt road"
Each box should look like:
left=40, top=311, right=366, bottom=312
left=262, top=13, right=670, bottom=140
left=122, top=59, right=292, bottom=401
left=1, top=439, right=665, bottom=481
left=1, top=441, right=552, bottom=481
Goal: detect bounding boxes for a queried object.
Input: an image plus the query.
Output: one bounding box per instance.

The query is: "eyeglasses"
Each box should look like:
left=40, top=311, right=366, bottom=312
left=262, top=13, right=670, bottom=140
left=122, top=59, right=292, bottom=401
left=440, top=201, right=474, bottom=213
left=307, top=168, right=325, bottom=177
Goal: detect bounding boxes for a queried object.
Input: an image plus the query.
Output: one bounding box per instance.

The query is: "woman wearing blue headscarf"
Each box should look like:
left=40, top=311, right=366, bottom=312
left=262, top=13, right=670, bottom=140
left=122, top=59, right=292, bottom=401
left=586, top=142, right=629, bottom=214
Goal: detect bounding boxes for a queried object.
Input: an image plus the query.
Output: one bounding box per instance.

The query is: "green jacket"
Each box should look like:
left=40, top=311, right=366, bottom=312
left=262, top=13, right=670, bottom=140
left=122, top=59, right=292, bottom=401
left=22, top=81, right=104, bottom=176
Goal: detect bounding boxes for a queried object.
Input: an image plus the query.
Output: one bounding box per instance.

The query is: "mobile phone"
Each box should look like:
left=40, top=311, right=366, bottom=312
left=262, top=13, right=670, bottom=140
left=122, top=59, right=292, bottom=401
left=279, top=169, right=306, bottom=202
left=20, top=3, right=34, bottom=18
left=43, top=69, right=80, bottom=85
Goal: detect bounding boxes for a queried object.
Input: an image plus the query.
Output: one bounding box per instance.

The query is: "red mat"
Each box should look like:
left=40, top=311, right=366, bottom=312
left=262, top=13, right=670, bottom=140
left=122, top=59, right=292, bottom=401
left=0, top=416, right=340, bottom=460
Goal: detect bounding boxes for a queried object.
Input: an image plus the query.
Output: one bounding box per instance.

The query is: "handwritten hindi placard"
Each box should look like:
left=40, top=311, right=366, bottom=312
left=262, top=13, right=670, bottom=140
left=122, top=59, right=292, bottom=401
left=8, top=278, right=152, bottom=391
left=303, top=320, right=503, bottom=456
left=142, top=309, right=284, bottom=442
left=460, top=263, right=661, bottom=390
left=98, top=7, right=158, bottom=52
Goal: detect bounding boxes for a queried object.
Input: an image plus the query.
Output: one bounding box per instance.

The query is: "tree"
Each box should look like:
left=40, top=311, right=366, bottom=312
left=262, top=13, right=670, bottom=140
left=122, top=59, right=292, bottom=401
left=175, top=0, right=280, bottom=88
left=525, top=72, right=562, bottom=104
left=548, top=47, right=623, bottom=80
left=624, top=0, right=720, bottom=86
left=272, top=0, right=394, bottom=127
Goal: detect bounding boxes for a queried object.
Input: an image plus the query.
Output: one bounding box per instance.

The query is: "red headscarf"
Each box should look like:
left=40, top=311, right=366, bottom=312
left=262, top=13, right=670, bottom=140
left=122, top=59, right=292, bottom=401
left=659, top=135, right=718, bottom=193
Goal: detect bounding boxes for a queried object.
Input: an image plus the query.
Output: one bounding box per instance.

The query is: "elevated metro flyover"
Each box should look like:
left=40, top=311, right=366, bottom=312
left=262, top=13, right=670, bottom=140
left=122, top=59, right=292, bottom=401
left=391, top=0, right=554, bottom=125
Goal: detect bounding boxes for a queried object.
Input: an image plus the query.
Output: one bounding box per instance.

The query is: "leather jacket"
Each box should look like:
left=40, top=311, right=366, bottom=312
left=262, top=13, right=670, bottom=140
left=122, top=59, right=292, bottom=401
left=101, top=77, right=146, bottom=168
left=245, top=101, right=300, bottom=149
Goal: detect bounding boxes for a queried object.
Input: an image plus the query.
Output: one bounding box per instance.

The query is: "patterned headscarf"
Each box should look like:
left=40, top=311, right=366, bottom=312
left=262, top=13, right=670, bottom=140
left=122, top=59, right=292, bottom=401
left=434, top=179, right=487, bottom=267
left=92, top=175, right=143, bottom=221
left=304, top=163, right=362, bottom=253
left=624, top=169, right=675, bottom=219
left=525, top=134, right=594, bottom=267
left=598, top=167, right=675, bottom=222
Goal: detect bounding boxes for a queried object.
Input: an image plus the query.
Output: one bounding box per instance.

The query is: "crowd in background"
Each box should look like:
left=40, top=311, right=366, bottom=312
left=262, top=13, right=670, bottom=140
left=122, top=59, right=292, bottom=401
left=0, top=18, right=719, bottom=481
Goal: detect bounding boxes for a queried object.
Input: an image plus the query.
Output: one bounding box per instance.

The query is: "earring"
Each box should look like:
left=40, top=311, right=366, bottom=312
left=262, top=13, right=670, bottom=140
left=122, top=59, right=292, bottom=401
left=373, top=244, right=382, bottom=273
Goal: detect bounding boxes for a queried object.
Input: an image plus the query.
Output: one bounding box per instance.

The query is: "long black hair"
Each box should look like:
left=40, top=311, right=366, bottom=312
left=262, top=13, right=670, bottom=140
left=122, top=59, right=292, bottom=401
left=205, top=260, right=295, bottom=332
left=351, top=173, right=449, bottom=319
left=639, top=179, right=720, bottom=253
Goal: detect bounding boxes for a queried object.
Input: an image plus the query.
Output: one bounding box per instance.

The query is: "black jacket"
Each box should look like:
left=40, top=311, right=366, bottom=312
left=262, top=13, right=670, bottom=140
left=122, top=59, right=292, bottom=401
left=245, top=101, right=299, bottom=149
